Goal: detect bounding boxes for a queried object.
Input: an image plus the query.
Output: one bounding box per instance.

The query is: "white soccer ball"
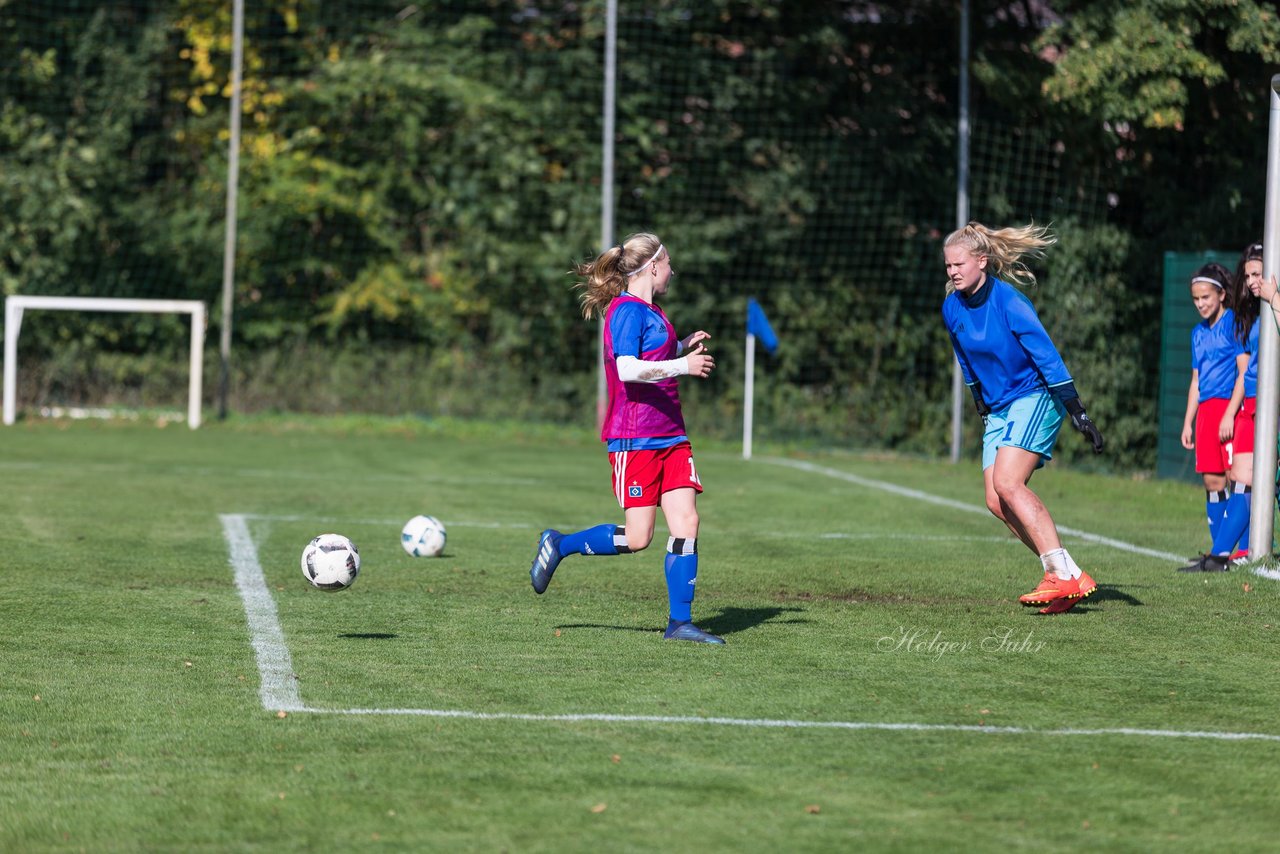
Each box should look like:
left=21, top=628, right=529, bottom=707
left=300, top=533, right=361, bottom=591
left=401, top=515, right=447, bottom=557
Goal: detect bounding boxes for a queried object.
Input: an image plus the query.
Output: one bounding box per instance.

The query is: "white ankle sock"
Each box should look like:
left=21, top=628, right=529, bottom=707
left=1040, top=548, right=1074, bottom=581
left=1062, top=549, right=1083, bottom=580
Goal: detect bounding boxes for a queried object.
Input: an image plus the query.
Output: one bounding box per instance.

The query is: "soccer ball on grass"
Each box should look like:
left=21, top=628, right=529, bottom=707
left=300, top=533, right=361, bottom=591
left=401, top=515, right=447, bottom=557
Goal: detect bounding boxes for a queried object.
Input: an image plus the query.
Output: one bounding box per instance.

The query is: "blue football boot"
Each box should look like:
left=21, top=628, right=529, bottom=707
left=663, top=619, right=725, bottom=644
left=529, top=529, right=563, bottom=594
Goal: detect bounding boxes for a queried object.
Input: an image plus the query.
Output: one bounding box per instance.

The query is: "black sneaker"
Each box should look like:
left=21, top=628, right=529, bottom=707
left=1177, top=553, right=1231, bottom=573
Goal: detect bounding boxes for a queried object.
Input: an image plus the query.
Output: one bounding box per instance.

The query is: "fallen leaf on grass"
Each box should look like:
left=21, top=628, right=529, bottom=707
left=611, top=754, right=621, bottom=764
left=1243, top=583, right=1252, bottom=593
left=805, top=805, right=821, bottom=814
left=591, top=803, right=607, bottom=814
left=276, top=710, right=288, bottom=719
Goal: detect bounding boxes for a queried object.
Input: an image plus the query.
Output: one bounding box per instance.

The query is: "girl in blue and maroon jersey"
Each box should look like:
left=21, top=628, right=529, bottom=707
left=527, top=232, right=723, bottom=644
left=1179, top=262, right=1247, bottom=571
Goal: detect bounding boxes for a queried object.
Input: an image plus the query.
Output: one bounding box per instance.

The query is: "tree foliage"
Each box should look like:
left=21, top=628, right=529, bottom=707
left=2, top=0, right=1278, bottom=469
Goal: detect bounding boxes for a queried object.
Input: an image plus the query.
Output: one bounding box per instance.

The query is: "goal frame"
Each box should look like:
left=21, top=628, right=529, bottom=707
left=3, top=296, right=207, bottom=429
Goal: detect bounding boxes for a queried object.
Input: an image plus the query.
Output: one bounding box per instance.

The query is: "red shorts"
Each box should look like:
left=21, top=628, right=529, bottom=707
left=1233, top=397, right=1257, bottom=456
left=1194, top=397, right=1232, bottom=473
left=609, top=441, right=703, bottom=508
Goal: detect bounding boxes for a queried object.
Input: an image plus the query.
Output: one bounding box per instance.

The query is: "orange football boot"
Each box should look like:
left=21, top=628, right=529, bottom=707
left=1019, top=573, right=1070, bottom=605
left=1036, top=571, right=1098, bottom=615
left=1019, top=570, right=1097, bottom=606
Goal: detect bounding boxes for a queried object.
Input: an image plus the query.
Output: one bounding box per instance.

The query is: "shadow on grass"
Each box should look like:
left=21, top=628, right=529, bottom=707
left=339, top=632, right=399, bottom=639
left=1035, top=585, right=1143, bottom=616
left=1088, top=585, right=1143, bottom=607
left=556, top=606, right=808, bottom=638
left=699, top=606, right=809, bottom=636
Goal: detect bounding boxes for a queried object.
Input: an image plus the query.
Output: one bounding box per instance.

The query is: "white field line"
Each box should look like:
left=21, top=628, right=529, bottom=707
left=242, top=514, right=1021, bottom=544
left=320, top=709, right=1280, bottom=742
left=224, top=511, right=1280, bottom=742
left=761, top=456, right=1280, bottom=582
left=221, top=513, right=305, bottom=712
left=759, top=457, right=1194, bottom=563
left=241, top=513, right=535, bottom=529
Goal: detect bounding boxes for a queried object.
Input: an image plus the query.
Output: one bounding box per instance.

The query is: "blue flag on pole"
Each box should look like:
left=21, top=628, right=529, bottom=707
left=746, top=298, right=778, bottom=354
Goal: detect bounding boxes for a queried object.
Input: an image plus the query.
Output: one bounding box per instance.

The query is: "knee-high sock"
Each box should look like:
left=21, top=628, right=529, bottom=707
left=1206, top=489, right=1229, bottom=546
left=558, top=524, right=630, bottom=557
left=664, top=537, right=698, bottom=622
left=1212, top=483, right=1252, bottom=556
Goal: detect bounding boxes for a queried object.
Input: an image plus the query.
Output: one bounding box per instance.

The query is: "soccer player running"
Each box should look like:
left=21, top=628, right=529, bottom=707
left=1179, top=262, right=1246, bottom=571
left=1184, top=247, right=1265, bottom=571
left=527, top=233, right=724, bottom=644
left=942, top=222, right=1105, bottom=615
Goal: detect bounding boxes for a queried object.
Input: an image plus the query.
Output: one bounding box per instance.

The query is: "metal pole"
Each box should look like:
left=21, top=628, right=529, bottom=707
left=218, top=0, right=245, bottom=420
left=1248, top=74, right=1280, bottom=558
left=950, top=0, right=970, bottom=463
left=597, top=0, right=618, bottom=432
left=3, top=299, right=23, bottom=425
left=189, top=303, right=206, bottom=428
left=743, top=333, right=756, bottom=459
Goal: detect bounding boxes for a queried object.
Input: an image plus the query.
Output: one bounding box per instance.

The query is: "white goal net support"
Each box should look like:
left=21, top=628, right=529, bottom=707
left=3, top=296, right=207, bottom=429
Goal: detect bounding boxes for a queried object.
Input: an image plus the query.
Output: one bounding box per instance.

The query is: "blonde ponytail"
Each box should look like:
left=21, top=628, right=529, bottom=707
left=943, top=221, right=1056, bottom=292
left=572, top=232, right=663, bottom=319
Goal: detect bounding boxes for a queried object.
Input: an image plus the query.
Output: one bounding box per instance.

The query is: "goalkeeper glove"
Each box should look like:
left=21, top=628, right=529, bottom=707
left=1064, top=397, right=1104, bottom=454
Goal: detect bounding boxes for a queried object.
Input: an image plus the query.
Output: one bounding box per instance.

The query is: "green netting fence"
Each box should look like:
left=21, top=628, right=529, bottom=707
left=2, top=1, right=1148, bottom=466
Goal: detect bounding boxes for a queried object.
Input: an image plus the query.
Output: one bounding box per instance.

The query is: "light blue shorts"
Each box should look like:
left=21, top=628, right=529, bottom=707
left=982, top=390, right=1066, bottom=471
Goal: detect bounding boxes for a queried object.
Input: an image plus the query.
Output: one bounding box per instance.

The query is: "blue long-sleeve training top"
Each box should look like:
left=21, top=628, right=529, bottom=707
left=942, top=275, right=1073, bottom=412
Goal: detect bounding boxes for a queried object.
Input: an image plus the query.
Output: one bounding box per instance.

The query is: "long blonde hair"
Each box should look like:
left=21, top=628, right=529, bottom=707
left=572, top=232, right=663, bottom=319
left=943, top=221, right=1056, bottom=293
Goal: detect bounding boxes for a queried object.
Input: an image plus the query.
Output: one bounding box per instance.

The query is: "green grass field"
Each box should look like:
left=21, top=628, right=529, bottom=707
left=4, top=416, right=1280, bottom=851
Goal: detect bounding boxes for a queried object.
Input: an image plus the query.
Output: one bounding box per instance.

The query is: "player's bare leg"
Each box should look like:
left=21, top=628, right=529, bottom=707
left=988, top=447, right=1096, bottom=612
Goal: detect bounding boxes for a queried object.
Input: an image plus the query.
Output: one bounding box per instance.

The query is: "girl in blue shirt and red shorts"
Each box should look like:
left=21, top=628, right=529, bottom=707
left=1179, top=263, right=1247, bottom=571
left=1183, top=249, right=1264, bottom=571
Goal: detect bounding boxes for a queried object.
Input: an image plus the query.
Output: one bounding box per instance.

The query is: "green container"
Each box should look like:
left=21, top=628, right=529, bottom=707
left=1156, top=250, right=1236, bottom=482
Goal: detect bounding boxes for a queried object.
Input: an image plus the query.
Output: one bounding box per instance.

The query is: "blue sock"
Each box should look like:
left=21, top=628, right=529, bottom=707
left=1238, top=495, right=1252, bottom=554
left=664, top=537, right=697, bottom=622
left=558, top=524, right=628, bottom=557
left=1206, top=490, right=1228, bottom=547
left=1211, top=484, right=1251, bottom=556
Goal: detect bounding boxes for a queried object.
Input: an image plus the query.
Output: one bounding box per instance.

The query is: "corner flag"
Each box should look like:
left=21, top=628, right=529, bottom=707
left=743, top=298, right=777, bottom=460
left=746, top=298, right=778, bottom=354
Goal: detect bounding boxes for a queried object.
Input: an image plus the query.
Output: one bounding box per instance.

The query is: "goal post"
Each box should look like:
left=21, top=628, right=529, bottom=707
left=3, top=296, right=207, bottom=429
left=1250, top=74, right=1280, bottom=558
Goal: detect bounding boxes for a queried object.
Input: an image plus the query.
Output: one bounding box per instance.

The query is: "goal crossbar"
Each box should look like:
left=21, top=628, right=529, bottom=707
left=3, top=296, right=207, bottom=429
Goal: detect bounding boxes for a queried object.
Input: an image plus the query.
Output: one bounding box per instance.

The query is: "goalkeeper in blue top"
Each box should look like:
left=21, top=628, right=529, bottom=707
left=942, top=222, right=1104, bottom=615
